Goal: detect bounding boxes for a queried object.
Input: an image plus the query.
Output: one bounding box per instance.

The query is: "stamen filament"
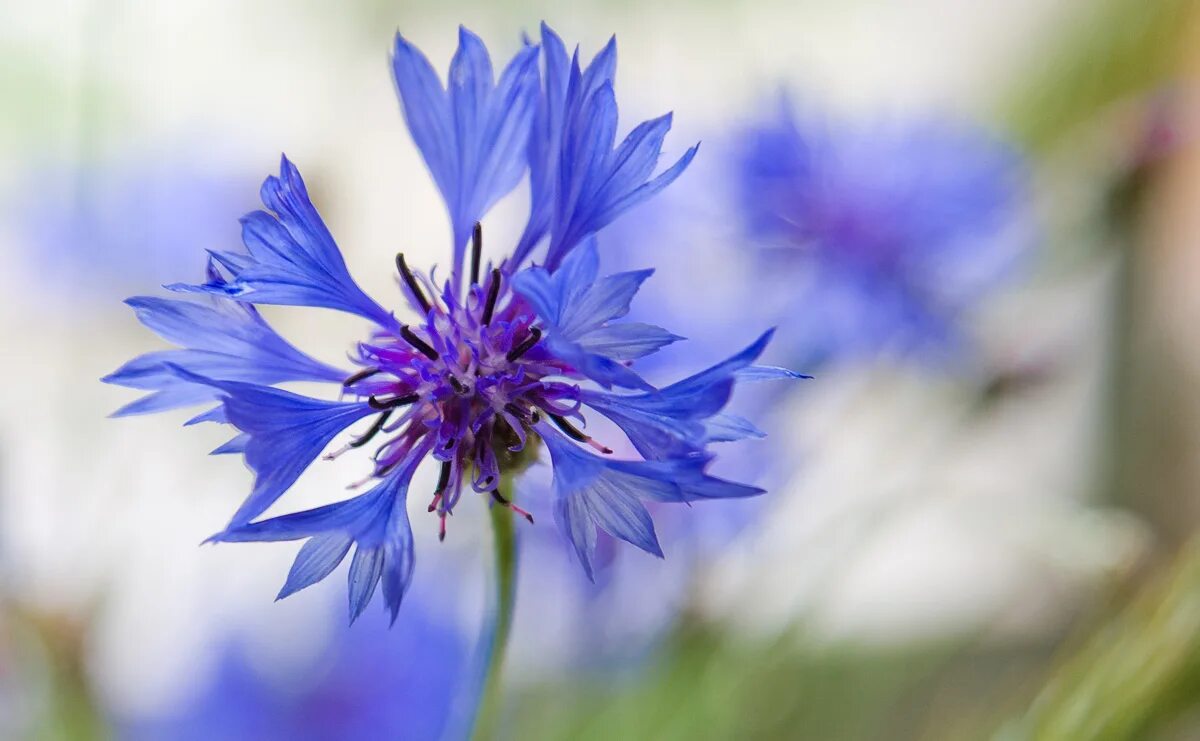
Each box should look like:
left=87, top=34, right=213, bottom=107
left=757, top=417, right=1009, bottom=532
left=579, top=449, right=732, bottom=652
left=506, top=327, right=542, bottom=361
left=400, top=326, right=439, bottom=360
left=491, top=490, right=535, bottom=524
left=395, top=253, right=432, bottom=315
left=349, top=410, right=392, bottom=448
left=470, top=222, right=483, bottom=287
left=481, top=268, right=501, bottom=326
left=368, top=393, right=420, bottom=410
left=343, top=367, right=380, bottom=387
left=550, top=414, right=613, bottom=454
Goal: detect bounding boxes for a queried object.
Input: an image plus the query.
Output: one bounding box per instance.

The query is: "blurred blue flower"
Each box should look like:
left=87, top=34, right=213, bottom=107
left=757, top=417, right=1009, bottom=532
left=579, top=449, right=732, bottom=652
left=120, top=605, right=467, bottom=741
left=733, top=100, right=1031, bottom=366
left=106, top=23, right=800, bottom=622
left=13, top=158, right=254, bottom=307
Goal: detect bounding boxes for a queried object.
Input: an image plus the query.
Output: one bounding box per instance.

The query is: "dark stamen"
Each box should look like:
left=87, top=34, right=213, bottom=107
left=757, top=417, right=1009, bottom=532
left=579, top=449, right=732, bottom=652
left=470, top=222, right=482, bottom=287
left=481, top=268, right=501, bottom=326
left=503, top=403, right=527, bottom=420
left=400, top=326, right=439, bottom=360
left=375, top=458, right=402, bottom=478
left=448, top=376, right=467, bottom=394
left=506, top=327, right=542, bottom=362
left=444, top=437, right=456, bottom=451
left=550, top=414, right=588, bottom=442
left=551, top=414, right=613, bottom=454
left=434, top=461, right=452, bottom=497
left=350, top=411, right=392, bottom=448
left=368, top=393, right=419, bottom=410
left=491, top=490, right=535, bottom=524
left=395, top=253, right=432, bottom=315
left=343, top=367, right=380, bottom=387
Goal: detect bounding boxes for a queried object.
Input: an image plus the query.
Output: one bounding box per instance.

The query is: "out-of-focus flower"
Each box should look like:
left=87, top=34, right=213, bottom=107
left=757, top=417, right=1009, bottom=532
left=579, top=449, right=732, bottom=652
left=105, top=24, right=800, bottom=623
left=733, top=99, right=1031, bottom=366
left=119, top=604, right=468, bottom=741
left=11, top=158, right=254, bottom=307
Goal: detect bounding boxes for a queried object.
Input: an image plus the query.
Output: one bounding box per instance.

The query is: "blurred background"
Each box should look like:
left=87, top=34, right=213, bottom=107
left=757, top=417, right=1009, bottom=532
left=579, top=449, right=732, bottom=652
left=3, top=0, right=1200, bottom=738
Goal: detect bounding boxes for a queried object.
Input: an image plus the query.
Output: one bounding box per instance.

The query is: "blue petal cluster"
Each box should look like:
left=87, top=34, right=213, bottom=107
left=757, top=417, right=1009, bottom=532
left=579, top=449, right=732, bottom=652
left=107, top=23, right=799, bottom=623
left=734, top=100, right=1029, bottom=364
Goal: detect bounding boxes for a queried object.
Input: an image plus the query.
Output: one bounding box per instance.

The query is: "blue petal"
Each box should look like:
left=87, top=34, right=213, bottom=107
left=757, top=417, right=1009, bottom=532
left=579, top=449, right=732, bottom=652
left=512, top=23, right=573, bottom=264
left=211, top=433, right=249, bottom=455
left=581, top=330, right=796, bottom=459
left=509, top=28, right=694, bottom=271
left=392, top=32, right=455, bottom=200
left=392, top=28, right=540, bottom=288
left=169, top=367, right=377, bottom=526
left=539, top=427, right=760, bottom=579
left=278, top=533, right=353, bottom=600
left=512, top=241, right=673, bottom=389
left=552, top=82, right=619, bottom=264
left=212, top=454, right=423, bottom=624
left=348, top=546, right=386, bottom=624
left=575, top=323, right=683, bottom=361
left=703, top=414, right=766, bottom=443
left=104, top=292, right=345, bottom=415
left=167, top=157, right=395, bottom=328
left=737, top=365, right=813, bottom=381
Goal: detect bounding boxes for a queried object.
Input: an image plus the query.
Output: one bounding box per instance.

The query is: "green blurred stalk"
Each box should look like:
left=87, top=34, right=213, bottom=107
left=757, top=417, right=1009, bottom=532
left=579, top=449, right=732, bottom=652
left=471, top=480, right=518, bottom=741
left=1004, top=0, right=1192, bottom=154
left=1000, top=539, right=1200, bottom=740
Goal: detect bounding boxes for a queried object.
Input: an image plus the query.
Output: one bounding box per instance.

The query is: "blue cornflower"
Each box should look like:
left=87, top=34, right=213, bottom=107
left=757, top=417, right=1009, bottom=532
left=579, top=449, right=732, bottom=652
left=13, top=157, right=255, bottom=306
left=734, top=99, right=1030, bottom=365
left=118, top=604, right=468, bottom=741
left=105, top=23, right=797, bottom=622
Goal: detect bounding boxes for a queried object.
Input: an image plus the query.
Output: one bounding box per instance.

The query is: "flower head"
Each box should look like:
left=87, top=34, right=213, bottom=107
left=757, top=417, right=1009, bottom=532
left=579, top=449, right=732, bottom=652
left=734, top=99, right=1030, bottom=364
left=106, top=24, right=798, bottom=623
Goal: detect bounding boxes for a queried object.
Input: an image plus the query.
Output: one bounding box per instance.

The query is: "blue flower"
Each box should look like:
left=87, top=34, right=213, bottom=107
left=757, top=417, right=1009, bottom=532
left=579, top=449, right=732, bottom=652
left=12, top=157, right=256, bottom=307
left=107, top=24, right=798, bottom=620
left=118, top=603, right=469, bottom=741
left=734, top=99, right=1030, bottom=365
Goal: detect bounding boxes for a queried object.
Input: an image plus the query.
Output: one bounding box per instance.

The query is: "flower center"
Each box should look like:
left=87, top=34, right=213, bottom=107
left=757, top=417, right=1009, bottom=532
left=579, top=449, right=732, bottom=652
left=329, top=225, right=596, bottom=539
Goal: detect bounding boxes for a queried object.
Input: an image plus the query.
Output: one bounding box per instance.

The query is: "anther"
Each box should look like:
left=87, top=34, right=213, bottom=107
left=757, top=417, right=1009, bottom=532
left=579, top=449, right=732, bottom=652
left=400, top=326, right=439, bottom=360
left=395, top=253, right=432, bottom=315
left=448, top=376, right=467, bottom=394
left=470, top=222, right=483, bottom=287
left=506, top=327, right=542, bottom=362
left=349, top=410, right=392, bottom=448
left=343, top=367, right=380, bottom=387
left=438, top=512, right=447, bottom=542
left=368, top=393, right=420, bottom=410
left=551, top=414, right=613, bottom=454
left=491, top=490, right=535, bottom=524
left=443, top=437, right=456, bottom=451
left=481, top=268, right=501, bottom=326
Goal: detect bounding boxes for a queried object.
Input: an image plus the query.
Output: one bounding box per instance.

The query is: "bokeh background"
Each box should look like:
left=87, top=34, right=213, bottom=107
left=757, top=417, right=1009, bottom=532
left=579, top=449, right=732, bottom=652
left=3, top=0, right=1200, bottom=739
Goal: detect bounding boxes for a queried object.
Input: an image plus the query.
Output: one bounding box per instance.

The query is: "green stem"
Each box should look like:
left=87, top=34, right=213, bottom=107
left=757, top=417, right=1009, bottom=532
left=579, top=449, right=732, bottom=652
left=471, top=481, right=518, bottom=741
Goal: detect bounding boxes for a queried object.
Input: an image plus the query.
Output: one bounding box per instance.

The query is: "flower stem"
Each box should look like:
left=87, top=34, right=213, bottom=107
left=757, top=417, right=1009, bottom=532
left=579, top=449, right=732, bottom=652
left=471, top=481, right=518, bottom=741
